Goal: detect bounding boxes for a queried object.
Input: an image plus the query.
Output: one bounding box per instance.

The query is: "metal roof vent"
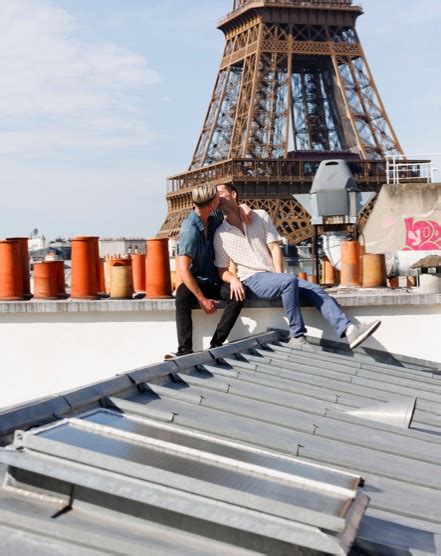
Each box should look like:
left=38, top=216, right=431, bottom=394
left=294, top=159, right=376, bottom=225
left=346, top=397, right=417, bottom=429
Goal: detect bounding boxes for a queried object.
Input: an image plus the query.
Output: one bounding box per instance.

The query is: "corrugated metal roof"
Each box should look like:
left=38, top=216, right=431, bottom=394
left=1, top=330, right=441, bottom=554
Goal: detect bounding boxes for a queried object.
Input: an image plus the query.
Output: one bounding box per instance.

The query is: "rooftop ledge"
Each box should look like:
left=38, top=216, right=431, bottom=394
left=0, top=289, right=440, bottom=314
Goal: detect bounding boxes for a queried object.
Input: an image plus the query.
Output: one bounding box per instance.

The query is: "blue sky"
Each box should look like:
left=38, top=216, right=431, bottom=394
left=0, top=0, right=440, bottom=239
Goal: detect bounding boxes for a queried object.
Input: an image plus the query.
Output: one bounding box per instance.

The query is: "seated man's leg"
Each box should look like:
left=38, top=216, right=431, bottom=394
left=210, top=283, right=243, bottom=348
left=298, top=278, right=351, bottom=338
left=244, top=273, right=306, bottom=338
left=175, top=283, right=199, bottom=355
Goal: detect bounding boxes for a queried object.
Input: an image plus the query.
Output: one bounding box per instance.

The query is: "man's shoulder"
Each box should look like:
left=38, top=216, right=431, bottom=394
left=180, top=212, right=198, bottom=233
left=249, top=209, right=271, bottom=226
left=179, top=215, right=200, bottom=247
left=253, top=209, right=270, bottom=218
left=181, top=211, right=195, bottom=226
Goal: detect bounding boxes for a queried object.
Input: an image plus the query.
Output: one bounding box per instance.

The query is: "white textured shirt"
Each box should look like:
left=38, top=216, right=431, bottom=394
left=214, top=210, right=282, bottom=281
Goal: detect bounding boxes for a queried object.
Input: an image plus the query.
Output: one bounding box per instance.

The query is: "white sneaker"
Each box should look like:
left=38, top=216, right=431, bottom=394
left=346, top=320, right=381, bottom=349
left=287, top=335, right=311, bottom=349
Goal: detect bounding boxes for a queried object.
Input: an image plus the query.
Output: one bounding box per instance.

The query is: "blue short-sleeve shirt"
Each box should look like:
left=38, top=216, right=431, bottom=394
left=178, top=209, right=223, bottom=285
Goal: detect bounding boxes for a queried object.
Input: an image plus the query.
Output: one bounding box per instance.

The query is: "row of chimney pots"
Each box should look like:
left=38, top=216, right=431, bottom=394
left=0, top=237, right=171, bottom=300
left=0, top=238, right=392, bottom=301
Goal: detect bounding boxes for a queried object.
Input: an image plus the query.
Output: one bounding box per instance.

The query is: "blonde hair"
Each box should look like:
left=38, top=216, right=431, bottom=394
left=192, top=184, right=218, bottom=207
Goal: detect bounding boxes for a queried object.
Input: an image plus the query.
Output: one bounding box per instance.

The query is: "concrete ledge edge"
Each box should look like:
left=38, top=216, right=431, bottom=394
left=0, top=290, right=440, bottom=314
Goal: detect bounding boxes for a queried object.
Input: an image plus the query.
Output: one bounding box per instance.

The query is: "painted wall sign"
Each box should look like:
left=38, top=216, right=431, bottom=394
left=404, top=218, right=441, bottom=250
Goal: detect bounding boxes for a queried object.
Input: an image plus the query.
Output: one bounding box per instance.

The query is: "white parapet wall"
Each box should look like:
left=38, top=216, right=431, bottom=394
left=1, top=289, right=440, bottom=409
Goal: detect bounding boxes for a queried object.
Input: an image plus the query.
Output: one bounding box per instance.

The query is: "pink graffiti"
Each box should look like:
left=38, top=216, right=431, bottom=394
left=404, top=218, right=441, bottom=250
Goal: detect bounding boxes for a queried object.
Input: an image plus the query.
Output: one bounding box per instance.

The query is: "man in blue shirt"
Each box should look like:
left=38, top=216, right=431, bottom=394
left=169, top=184, right=246, bottom=357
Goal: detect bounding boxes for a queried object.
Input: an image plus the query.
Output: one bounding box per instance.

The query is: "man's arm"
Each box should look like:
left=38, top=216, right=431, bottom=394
left=217, top=267, right=246, bottom=301
left=213, top=231, right=245, bottom=301
left=178, top=255, right=218, bottom=314
left=267, top=242, right=284, bottom=273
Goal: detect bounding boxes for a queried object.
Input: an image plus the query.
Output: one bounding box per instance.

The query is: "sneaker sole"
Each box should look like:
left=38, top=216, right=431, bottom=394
left=349, top=320, right=381, bottom=349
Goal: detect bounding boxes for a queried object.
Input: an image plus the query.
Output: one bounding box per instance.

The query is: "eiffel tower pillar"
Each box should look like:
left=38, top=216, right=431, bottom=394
left=158, top=0, right=403, bottom=243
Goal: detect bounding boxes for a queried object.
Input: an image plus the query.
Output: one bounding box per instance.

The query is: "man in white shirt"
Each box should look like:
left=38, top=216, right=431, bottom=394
left=213, top=183, right=381, bottom=349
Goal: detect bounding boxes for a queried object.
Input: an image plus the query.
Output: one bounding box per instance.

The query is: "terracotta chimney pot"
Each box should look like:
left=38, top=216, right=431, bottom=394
left=110, top=265, right=134, bottom=299
left=33, top=262, right=58, bottom=299
left=339, top=240, right=361, bottom=287
left=6, top=237, right=31, bottom=297
left=362, top=253, right=387, bottom=288
left=131, top=253, right=146, bottom=293
left=0, top=240, right=24, bottom=300
left=321, top=256, right=336, bottom=286
left=70, top=236, right=99, bottom=299
left=146, top=238, right=172, bottom=298
left=45, top=260, right=66, bottom=296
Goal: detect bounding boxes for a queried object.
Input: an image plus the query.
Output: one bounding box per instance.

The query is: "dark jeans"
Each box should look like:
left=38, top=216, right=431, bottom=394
left=175, top=282, right=243, bottom=355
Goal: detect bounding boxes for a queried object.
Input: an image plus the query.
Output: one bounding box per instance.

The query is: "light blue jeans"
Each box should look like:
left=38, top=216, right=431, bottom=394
left=244, top=273, right=351, bottom=339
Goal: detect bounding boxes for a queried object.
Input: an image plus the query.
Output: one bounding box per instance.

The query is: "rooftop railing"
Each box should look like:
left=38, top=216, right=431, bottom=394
left=386, top=154, right=440, bottom=185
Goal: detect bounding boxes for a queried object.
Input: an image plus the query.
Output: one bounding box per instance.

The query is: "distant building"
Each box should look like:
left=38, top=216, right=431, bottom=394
left=28, top=236, right=46, bottom=252
left=48, top=238, right=71, bottom=261
left=99, top=238, right=146, bottom=257
left=29, top=235, right=71, bottom=263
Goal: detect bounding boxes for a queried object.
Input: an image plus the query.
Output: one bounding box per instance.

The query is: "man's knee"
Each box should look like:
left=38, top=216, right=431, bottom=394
left=300, top=280, right=322, bottom=294
left=299, top=281, right=328, bottom=305
left=220, top=284, right=242, bottom=304
left=281, top=274, right=298, bottom=291
left=224, top=294, right=244, bottom=309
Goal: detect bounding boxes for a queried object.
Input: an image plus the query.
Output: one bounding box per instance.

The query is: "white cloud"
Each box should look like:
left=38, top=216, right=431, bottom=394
left=0, top=0, right=159, bottom=152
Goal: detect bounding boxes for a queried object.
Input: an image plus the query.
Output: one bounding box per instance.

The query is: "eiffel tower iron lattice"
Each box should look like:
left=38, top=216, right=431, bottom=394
left=158, top=0, right=404, bottom=243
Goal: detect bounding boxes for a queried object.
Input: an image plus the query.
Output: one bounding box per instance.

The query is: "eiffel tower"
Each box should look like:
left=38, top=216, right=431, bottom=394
left=158, top=0, right=403, bottom=244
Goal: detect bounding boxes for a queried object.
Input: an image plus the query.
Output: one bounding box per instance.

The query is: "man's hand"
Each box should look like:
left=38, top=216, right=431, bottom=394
left=199, top=298, right=219, bottom=315
left=179, top=255, right=217, bottom=313
left=229, top=277, right=246, bottom=301
left=239, top=203, right=253, bottom=224
left=218, top=267, right=246, bottom=302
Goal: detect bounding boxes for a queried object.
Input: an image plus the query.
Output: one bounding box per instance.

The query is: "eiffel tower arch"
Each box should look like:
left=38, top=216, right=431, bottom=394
left=158, top=0, right=403, bottom=243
